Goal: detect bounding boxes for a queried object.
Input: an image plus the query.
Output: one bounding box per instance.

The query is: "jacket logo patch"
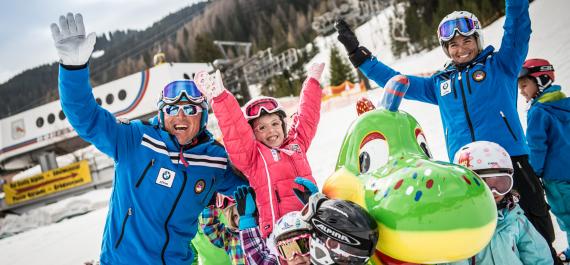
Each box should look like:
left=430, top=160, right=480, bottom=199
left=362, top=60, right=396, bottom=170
left=156, top=168, right=175, bottom=188
left=472, top=70, right=486, bottom=82
left=440, top=79, right=452, bottom=96
left=271, top=149, right=280, bottom=161
left=288, top=144, right=302, bottom=153
left=194, top=179, right=206, bottom=194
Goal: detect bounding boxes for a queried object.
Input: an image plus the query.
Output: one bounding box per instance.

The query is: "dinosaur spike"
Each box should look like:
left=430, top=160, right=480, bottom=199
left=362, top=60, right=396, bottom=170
left=356, top=97, right=376, bottom=116
left=379, top=75, right=410, bottom=112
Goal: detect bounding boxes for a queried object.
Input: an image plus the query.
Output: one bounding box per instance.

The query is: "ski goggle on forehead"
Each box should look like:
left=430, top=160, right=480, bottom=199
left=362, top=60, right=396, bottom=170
left=474, top=168, right=514, bottom=196
left=438, top=17, right=479, bottom=42
left=161, top=80, right=204, bottom=105
left=162, top=104, right=202, bottom=117
left=276, top=233, right=311, bottom=261
left=244, top=98, right=282, bottom=121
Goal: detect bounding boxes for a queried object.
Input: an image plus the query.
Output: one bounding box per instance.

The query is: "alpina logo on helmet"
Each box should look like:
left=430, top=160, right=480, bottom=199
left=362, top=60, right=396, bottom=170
left=312, top=219, right=361, bottom=246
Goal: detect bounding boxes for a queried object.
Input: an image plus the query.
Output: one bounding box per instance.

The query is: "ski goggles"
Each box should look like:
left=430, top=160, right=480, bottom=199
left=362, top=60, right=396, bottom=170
left=438, top=17, right=479, bottom=42
left=475, top=168, right=514, bottom=196
left=244, top=97, right=282, bottom=121
left=325, top=238, right=371, bottom=265
left=215, top=193, right=236, bottom=209
left=518, top=65, right=554, bottom=78
left=276, top=233, right=311, bottom=261
left=161, top=80, right=205, bottom=105
left=162, top=104, right=202, bottom=117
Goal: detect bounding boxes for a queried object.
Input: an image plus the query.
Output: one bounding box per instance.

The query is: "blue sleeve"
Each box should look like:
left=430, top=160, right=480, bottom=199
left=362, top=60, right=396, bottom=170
left=516, top=214, right=554, bottom=265
left=216, top=162, right=248, bottom=196
left=58, top=66, right=136, bottom=161
left=495, top=0, right=531, bottom=77
left=526, top=108, right=550, bottom=176
left=359, top=57, right=438, bottom=105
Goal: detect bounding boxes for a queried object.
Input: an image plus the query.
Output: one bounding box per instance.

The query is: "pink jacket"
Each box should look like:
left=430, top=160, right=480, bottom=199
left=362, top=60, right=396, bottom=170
left=212, top=77, right=321, bottom=238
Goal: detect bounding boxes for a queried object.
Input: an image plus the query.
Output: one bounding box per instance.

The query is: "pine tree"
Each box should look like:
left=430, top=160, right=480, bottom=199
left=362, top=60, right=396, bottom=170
left=192, top=34, right=223, bottom=63
left=329, top=46, right=355, bottom=86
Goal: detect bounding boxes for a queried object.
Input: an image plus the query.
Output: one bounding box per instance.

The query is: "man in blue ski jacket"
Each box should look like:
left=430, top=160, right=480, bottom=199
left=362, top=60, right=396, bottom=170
left=334, top=0, right=561, bottom=263
left=50, top=13, right=246, bottom=265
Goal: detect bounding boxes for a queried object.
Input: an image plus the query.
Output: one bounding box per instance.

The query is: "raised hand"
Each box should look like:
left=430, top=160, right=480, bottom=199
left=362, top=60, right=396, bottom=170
left=50, top=13, right=96, bottom=66
left=193, top=69, right=226, bottom=100
left=335, top=18, right=360, bottom=54
left=307, top=62, right=325, bottom=82
left=233, top=185, right=257, bottom=230
left=293, top=177, right=319, bottom=205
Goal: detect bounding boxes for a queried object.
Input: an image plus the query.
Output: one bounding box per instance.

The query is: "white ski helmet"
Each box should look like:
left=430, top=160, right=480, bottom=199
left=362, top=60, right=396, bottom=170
left=454, top=141, right=514, bottom=195
left=273, top=211, right=311, bottom=245
left=453, top=141, right=513, bottom=177
left=437, top=11, right=484, bottom=57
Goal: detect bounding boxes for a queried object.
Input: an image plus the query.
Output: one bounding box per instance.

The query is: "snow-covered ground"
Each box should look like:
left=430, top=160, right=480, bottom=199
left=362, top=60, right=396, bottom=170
left=1, top=0, right=569, bottom=264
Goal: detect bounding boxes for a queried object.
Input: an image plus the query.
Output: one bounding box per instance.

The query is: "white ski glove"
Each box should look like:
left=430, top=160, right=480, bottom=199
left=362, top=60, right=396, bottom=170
left=307, top=62, right=325, bottom=81
left=50, top=13, right=96, bottom=66
left=194, top=70, right=226, bottom=99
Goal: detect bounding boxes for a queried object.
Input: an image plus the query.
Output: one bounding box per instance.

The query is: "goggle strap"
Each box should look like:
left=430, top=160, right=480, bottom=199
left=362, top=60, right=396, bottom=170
left=474, top=168, right=513, bottom=176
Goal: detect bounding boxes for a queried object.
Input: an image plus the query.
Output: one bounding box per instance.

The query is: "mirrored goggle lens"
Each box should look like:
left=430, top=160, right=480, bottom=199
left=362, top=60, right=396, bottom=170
left=482, top=175, right=513, bottom=195
left=518, top=65, right=554, bottom=78
left=162, top=81, right=204, bottom=104
left=162, top=104, right=201, bottom=116
left=277, top=235, right=311, bottom=260
left=245, top=99, right=280, bottom=119
left=325, top=238, right=370, bottom=265
left=438, top=18, right=476, bottom=41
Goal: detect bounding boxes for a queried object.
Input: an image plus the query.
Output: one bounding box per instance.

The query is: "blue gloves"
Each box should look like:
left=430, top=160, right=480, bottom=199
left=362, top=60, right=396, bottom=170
left=234, top=185, right=257, bottom=230
left=293, top=177, right=319, bottom=205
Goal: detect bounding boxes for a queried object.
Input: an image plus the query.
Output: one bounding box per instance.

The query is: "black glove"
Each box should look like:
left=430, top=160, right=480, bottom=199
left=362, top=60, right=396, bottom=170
left=293, top=177, right=319, bottom=205
left=234, top=185, right=257, bottom=217
left=335, top=18, right=372, bottom=68
left=335, top=18, right=360, bottom=54
left=233, top=185, right=258, bottom=230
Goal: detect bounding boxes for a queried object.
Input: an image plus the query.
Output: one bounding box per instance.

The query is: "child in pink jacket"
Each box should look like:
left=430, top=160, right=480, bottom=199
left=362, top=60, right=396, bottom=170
left=194, top=63, right=324, bottom=239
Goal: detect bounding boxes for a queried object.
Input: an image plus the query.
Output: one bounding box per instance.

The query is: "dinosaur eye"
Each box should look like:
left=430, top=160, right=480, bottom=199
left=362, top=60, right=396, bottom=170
left=359, top=132, right=389, bottom=173
left=415, top=128, right=433, bottom=158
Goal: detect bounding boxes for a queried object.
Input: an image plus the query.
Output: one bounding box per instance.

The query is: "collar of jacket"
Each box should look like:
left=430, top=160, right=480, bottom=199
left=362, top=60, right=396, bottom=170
left=533, top=85, right=565, bottom=104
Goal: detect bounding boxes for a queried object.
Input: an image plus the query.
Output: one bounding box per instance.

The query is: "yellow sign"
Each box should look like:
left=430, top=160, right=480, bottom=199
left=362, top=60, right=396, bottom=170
left=3, top=160, right=92, bottom=205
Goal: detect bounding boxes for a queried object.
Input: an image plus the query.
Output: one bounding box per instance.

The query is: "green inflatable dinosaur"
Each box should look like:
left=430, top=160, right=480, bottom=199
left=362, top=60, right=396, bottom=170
left=322, top=75, right=497, bottom=264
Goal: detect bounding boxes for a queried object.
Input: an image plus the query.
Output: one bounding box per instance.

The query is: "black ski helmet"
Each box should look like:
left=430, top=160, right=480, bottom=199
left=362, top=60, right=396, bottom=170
left=309, top=199, right=379, bottom=265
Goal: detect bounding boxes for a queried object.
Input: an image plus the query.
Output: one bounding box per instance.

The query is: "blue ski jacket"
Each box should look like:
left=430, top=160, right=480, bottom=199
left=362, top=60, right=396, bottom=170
left=58, top=66, right=246, bottom=265
left=441, top=204, right=552, bottom=265
left=526, top=85, right=570, bottom=181
left=359, top=0, right=530, bottom=161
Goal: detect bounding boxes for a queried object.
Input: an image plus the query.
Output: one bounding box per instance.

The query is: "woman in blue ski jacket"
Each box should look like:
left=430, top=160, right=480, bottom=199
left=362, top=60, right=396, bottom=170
left=334, top=0, right=560, bottom=263
left=519, top=58, right=570, bottom=261
left=50, top=13, right=246, bottom=265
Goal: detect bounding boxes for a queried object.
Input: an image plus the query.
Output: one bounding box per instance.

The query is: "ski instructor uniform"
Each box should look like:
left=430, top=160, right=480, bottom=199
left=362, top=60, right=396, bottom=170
left=335, top=0, right=560, bottom=262
left=51, top=13, right=246, bottom=265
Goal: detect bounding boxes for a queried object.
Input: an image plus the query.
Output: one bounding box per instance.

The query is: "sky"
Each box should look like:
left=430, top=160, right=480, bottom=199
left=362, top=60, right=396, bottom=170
left=0, top=0, right=205, bottom=84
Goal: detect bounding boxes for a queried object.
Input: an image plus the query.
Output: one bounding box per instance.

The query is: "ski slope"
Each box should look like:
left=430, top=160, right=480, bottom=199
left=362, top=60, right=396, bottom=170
left=1, top=0, right=570, bottom=264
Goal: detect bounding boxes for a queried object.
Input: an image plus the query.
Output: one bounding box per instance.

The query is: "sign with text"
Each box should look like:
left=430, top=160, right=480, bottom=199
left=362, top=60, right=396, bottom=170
left=3, top=160, right=92, bottom=205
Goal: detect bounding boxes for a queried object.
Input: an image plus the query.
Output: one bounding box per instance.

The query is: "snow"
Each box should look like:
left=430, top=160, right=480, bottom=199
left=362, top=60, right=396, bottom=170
left=1, top=0, right=569, bottom=263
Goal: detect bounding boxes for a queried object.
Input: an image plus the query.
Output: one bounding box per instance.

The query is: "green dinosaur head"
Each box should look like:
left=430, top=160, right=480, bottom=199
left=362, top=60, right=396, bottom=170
left=322, top=75, right=497, bottom=264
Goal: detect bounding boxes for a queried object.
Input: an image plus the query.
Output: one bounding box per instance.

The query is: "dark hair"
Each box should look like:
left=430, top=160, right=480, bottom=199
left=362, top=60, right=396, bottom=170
left=248, top=109, right=287, bottom=135
left=497, top=189, right=520, bottom=210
